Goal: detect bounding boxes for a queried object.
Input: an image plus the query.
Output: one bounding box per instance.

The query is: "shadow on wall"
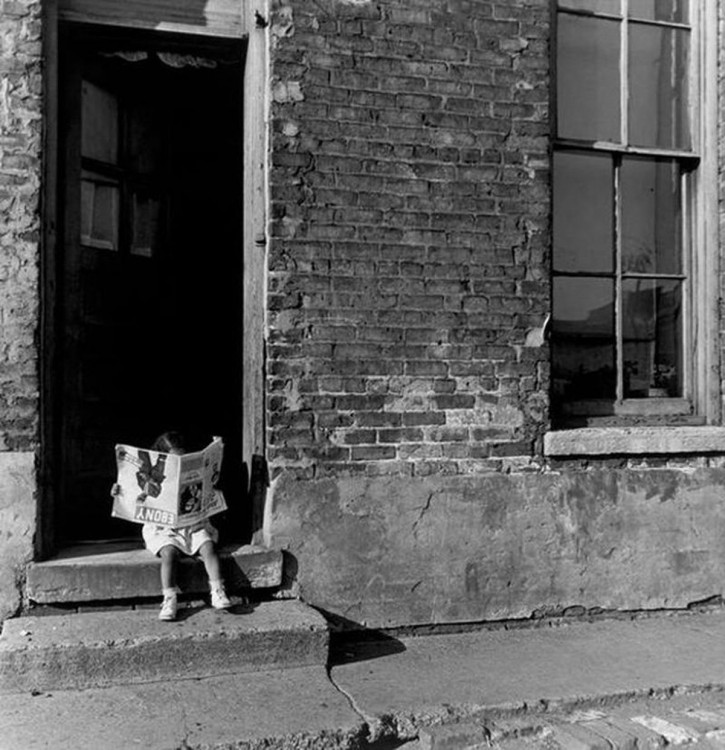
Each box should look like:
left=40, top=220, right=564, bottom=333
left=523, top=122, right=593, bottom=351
left=246, top=454, right=269, bottom=540
left=279, top=551, right=407, bottom=666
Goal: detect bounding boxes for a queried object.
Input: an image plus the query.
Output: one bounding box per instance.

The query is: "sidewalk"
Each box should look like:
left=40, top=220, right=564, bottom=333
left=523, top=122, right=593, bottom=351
left=2, top=608, right=725, bottom=749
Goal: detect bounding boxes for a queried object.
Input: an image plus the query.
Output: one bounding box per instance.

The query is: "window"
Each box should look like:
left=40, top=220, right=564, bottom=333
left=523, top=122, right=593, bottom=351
left=551, top=0, right=716, bottom=426
left=80, top=72, right=164, bottom=257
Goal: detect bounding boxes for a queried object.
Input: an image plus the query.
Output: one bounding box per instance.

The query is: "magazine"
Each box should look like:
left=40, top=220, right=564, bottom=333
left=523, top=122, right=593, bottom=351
left=111, top=437, right=227, bottom=528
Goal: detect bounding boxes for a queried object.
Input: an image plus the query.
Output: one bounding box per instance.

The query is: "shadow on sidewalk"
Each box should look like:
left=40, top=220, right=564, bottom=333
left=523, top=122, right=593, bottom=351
left=320, top=611, right=407, bottom=667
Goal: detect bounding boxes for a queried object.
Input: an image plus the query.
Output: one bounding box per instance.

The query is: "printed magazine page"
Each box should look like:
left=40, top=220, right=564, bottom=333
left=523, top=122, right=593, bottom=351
left=112, top=437, right=227, bottom=528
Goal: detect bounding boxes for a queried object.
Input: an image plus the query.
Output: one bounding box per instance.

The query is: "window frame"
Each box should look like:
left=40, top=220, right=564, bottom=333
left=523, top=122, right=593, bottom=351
left=550, top=0, right=719, bottom=428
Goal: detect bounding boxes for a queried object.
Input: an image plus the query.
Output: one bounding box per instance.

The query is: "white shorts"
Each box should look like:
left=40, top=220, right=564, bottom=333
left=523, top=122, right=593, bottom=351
left=142, top=521, right=218, bottom=557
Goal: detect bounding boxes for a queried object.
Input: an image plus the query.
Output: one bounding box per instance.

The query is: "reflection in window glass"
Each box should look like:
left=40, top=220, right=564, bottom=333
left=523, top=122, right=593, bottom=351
left=81, top=80, right=118, bottom=164
left=131, top=191, right=161, bottom=257
left=81, top=174, right=119, bottom=250
left=621, top=158, right=681, bottom=275
left=622, top=279, right=682, bottom=398
left=552, top=277, right=616, bottom=401
left=554, top=151, right=613, bottom=274
left=628, top=0, right=688, bottom=23
left=558, top=0, right=620, bottom=13
left=127, top=99, right=162, bottom=176
left=629, top=24, right=690, bottom=150
left=557, top=15, right=620, bottom=142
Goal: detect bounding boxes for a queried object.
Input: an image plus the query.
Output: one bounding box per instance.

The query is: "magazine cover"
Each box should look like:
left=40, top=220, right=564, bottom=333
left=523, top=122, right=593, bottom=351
left=111, top=437, right=226, bottom=528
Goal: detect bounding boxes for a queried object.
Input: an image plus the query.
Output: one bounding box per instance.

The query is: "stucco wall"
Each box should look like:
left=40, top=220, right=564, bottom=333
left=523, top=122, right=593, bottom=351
left=0, top=453, right=36, bottom=621
left=265, top=466, right=725, bottom=628
left=0, top=0, right=42, bottom=621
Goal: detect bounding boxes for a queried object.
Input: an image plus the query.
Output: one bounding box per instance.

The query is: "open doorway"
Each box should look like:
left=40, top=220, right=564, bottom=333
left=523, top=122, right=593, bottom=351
left=53, top=25, right=246, bottom=547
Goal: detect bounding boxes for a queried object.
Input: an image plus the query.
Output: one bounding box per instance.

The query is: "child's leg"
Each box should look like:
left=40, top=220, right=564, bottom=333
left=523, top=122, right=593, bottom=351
left=198, top=541, right=222, bottom=582
left=158, top=545, right=179, bottom=621
left=199, top=542, right=231, bottom=609
left=159, top=544, right=179, bottom=590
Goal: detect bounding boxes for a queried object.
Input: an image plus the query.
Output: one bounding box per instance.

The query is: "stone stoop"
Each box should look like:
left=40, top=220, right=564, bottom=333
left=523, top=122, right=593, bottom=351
left=0, top=599, right=330, bottom=693
left=25, top=542, right=283, bottom=605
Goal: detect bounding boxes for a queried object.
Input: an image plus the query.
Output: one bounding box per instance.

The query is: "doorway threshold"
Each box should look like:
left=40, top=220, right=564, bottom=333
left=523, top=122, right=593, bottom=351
left=26, top=542, right=284, bottom=606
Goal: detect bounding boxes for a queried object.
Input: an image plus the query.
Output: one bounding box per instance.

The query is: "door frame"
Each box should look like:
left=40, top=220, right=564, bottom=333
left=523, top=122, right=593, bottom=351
left=38, top=0, right=268, bottom=557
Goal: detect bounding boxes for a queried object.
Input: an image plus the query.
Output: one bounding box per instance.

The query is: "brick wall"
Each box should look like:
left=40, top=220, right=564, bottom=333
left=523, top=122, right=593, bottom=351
left=262, top=0, right=725, bottom=629
left=267, top=0, right=551, bottom=481
left=0, top=0, right=42, bottom=451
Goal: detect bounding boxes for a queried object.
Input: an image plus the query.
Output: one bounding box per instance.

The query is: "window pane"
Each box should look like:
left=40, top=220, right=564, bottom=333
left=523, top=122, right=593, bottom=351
left=558, top=0, right=621, bottom=13
left=552, top=277, right=616, bottom=400
left=81, top=173, right=119, bottom=251
left=127, top=99, right=162, bottom=175
left=628, top=0, right=688, bottom=24
left=82, top=80, right=118, bottom=164
left=629, top=24, right=690, bottom=150
left=622, top=279, right=682, bottom=398
left=557, top=15, right=621, bottom=142
left=621, top=158, right=681, bottom=275
left=554, top=151, right=614, bottom=273
left=131, top=191, right=161, bottom=257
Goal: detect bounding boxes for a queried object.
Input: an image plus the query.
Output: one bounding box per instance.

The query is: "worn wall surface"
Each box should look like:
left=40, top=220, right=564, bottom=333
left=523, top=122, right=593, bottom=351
left=267, top=0, right=550, bottom=479
left=267, top=466, right=725, bottom=628
left=0, top=0, right=42, bottom=620
left=264, top=0, right=725, bottom=628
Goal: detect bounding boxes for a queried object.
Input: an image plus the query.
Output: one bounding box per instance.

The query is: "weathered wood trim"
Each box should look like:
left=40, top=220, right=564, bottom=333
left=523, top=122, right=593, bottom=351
left=58, top=0, right=243, bottom=38
left=243, top=0, right=268, bottom=485
left=39, top=0, right=60, bottom=560
left=693, top=0, right=720, bottom=423
left=545, top=426, right=725, bottom=456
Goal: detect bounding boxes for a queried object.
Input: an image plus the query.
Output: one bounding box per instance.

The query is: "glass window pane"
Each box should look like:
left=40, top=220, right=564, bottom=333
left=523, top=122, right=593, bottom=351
left=127, top=99, right=162, bottom=175
left=628, top=0, right=688, bottom=24
left=629, top=25, right=690, bottom=150
left=131, top=191, right=161, bottom=257
left=558, top=0, right=621, bottom=13
left=554, top=151, right=614, bottom=273
left=81, top=173, right=119, bottom=251
left=622, top=279, right=682, bottom=398
left=552, top=277, right=616, bottom=400
left=621, top=158, right=681, bottom=275
left=557, top=15, right=621, bottom=142
left=82, top=80, right=118, bottom=164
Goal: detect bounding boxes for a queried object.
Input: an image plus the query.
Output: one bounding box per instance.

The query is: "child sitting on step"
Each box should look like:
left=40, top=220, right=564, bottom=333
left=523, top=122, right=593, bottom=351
left=113, top=430, right=232, bottom=621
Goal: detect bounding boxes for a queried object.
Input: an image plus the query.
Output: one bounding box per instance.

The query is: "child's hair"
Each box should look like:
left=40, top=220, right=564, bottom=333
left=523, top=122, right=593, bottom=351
left=151, top=431, right=186, bottom=453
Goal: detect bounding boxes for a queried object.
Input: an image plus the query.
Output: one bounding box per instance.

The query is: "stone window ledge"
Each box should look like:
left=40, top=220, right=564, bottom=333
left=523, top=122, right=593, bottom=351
left=544, top=426, right=725, bottom=457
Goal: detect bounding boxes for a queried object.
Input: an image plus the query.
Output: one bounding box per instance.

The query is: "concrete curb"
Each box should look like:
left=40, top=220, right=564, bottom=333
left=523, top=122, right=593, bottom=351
left=0, top=599, right=328, bottom=692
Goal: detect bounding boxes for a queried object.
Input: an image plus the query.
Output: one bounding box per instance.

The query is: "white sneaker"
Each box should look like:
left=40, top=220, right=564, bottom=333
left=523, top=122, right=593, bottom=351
left=159, top=594, right=178, bottom=621
left=211, top=585, right=231, bottom=610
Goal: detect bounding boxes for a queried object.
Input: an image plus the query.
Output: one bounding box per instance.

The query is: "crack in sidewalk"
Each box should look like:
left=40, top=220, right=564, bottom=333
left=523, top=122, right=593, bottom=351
left=326, top=665, right=396, bottom=746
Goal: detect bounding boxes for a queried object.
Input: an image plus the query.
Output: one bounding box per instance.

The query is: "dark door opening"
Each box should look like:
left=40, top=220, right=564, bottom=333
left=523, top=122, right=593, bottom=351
left=56, top=26, right=246, bottom=546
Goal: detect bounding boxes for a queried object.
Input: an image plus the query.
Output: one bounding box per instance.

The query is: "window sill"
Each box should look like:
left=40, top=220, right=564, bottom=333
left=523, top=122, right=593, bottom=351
left=544, top=426, right=725, bottom=457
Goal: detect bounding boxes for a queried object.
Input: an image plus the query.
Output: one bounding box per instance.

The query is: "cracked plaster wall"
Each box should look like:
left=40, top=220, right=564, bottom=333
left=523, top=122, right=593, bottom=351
left=0, top=0, right=41, bottom=622
left=266, top=468, right=725, bottom=628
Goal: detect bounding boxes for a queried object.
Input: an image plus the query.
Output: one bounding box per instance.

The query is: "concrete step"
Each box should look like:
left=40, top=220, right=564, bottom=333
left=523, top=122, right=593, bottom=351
left=26, top=542, right=283, bottom=605
left=0, top=599, right=329, bottom=693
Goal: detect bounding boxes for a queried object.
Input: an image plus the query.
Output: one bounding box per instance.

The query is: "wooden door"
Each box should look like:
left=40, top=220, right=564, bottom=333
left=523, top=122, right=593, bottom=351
left=57, top=29, right=245, bottom=544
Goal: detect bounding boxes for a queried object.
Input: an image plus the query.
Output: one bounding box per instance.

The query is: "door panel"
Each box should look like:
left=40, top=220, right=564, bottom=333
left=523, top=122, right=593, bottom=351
left=58, top=29, right=245, bottom=543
